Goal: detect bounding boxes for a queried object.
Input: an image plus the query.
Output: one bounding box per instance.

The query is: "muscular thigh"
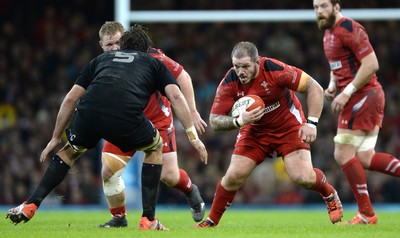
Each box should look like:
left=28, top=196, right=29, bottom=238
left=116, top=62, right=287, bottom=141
left=161, top=152, right=178, bottom=174
left=222, top=154, right=257, bottom=189
left=284, top=149, right=314, bottom=179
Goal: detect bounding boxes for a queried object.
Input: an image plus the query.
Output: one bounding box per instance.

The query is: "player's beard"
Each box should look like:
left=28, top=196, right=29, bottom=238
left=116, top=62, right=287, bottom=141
left=317, top=11, right=336, bottom=30
left=239, top=65, right=258, bottom=85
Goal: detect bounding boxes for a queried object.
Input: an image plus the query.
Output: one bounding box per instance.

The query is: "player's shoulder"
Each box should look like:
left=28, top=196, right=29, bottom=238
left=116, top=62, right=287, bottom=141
left=221, top=68, right=238, bottom=86
left=149, top=47, right=163, bottom=56
left=336, top=17, right=362, bottom=33
left=149, top=47, right=174, bottom=63
left=261, top=57, right=285, bottom=72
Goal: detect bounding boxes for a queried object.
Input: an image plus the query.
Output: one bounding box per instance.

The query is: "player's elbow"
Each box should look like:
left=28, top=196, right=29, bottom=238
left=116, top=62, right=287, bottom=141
left=165, top=84, right=183, bottom=101
left=362, top=52, right=379, bottom=74
left=63, top=94, right=80, bottom=108
left=309, top=79, right=323, bottom=97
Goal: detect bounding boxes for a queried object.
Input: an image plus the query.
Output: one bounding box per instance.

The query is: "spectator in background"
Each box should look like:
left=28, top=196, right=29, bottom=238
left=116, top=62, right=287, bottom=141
left=313, top=0, right=400, bottom=225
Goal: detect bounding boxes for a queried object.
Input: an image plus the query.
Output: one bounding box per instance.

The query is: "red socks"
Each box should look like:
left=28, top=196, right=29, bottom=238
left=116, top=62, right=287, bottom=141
left=310, top=168, right=335, bottom=197
left=369, top=153, right=400, bottom=176
left=341, top=157, right=374, bottom=216
left=173, top=169, right=192, bottom=194
left=110, top=205, right=126, bottom=219
left=208, top=180, right=237, bottom=225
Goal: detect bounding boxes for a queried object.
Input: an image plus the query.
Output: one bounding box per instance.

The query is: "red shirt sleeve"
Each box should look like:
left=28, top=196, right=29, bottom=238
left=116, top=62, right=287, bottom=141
left=210, top=70, right=237, bottom=115
left=340, top=22, right=374, bottom=61
left=150, top=48, right=183, bottom=78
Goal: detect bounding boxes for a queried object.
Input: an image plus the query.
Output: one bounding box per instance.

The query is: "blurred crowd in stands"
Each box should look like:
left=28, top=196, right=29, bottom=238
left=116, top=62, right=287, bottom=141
left=1, top=0, right=399, bottom=207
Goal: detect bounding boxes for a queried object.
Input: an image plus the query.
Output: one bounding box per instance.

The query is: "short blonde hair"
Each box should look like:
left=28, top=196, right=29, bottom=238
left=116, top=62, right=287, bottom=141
left=99, top=21, right=124, bottom=39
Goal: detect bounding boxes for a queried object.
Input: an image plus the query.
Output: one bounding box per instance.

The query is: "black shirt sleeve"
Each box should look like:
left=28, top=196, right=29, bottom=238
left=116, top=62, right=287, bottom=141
left=153, top=58, right=179, bottom=96
left=74, top=57, right=98, bottom=89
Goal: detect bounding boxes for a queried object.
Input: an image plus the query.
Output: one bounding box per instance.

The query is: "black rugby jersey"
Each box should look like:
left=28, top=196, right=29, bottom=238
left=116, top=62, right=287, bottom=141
left=75, top=49, right=178, bottom=122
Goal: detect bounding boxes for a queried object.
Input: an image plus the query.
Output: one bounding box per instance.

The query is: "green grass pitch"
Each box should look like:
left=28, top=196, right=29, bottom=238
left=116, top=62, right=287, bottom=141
left=1, top=208, right=399, bottom=238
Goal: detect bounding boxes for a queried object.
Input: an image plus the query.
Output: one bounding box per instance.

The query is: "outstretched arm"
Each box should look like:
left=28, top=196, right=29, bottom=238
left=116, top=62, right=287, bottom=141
left=175, top=70, right=207, bottom=134
left=165, top=84, right=208, bottom=164
left=40, top=84, right=85, bottom=162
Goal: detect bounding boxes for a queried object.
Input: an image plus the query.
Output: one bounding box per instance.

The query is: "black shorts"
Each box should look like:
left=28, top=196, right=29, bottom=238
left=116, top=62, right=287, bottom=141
left=66, top=109, right=156, bottom=152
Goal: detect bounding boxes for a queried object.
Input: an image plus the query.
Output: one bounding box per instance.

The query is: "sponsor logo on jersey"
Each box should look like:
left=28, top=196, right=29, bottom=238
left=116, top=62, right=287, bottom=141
left=329, top=61, right=342, bottom=70
left=264, top=101, right=280, bottom=113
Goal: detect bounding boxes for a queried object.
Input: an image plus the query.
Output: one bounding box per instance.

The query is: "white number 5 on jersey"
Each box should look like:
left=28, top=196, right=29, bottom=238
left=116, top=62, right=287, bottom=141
left=113, top=51, right=137, bottom=63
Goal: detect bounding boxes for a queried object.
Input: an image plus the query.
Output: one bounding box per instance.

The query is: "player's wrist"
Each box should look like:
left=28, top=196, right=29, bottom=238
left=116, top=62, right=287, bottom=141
left=343, top=83, right=357, bottom=96
left=306, top=116, right=319, bottom=128
left=185, top=125, right=199, bottom=141
left=233, top=115, right=244, bottom=128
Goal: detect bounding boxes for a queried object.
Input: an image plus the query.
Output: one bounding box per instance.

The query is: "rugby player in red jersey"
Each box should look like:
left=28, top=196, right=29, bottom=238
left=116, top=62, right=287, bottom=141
left=314, top=0, right=400, bottom=225
left=195, top=41, right=343, bottom=228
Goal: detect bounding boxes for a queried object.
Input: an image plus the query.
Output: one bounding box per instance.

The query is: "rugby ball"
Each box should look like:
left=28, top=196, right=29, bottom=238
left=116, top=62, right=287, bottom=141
left=231, top=95, right=265, bottom=118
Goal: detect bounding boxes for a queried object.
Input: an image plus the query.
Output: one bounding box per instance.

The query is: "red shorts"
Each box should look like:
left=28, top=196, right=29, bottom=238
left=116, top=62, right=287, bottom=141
left=339, top=88, right=384, bottom=130
left=233, top=125, right=310, bottom=165
left=102, top=116, right=176, bottom=156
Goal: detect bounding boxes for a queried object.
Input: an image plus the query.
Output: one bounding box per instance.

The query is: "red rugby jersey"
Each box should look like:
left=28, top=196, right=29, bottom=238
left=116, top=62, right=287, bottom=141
left=323, top=17, right=381, bottom=92
left=144, top=48, right=183, bottom=122
left=211, top=57, right=306, bottom=133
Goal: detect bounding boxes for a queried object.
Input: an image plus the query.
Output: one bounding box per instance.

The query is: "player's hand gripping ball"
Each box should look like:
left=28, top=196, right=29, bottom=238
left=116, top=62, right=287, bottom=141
left=231, top=95, right=265, bottom=118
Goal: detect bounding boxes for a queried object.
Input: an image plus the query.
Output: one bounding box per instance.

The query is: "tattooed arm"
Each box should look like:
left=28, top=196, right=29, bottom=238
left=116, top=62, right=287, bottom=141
left=210, top=106, right=264, bottom=131
left=209, top=113, right=238, bottom=131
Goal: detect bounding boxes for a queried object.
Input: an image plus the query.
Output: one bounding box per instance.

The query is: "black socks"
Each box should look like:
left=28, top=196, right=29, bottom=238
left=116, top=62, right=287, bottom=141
left=26, top=155, right=70, bottom=207
left=141, top=163, right=162, bottom=220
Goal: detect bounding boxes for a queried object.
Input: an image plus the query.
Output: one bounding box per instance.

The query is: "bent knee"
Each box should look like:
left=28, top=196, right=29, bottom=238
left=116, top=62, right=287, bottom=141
left=160, top=172, right=179, bottom=186
left=102, top=167, right=114, bottom=181
left=222, top=173, right=246, bottom=190
left=290, top=173, right=315, bottom=189
left=102, top=152, right=130, bottom=181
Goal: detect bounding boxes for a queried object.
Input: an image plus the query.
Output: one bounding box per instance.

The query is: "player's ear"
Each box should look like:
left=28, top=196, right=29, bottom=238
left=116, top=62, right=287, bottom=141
left=334, top=3, right=341, bottom=12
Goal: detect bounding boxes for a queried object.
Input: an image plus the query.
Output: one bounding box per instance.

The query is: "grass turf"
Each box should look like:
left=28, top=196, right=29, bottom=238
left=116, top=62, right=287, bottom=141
left=1, top=208, right=398, bottom=238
